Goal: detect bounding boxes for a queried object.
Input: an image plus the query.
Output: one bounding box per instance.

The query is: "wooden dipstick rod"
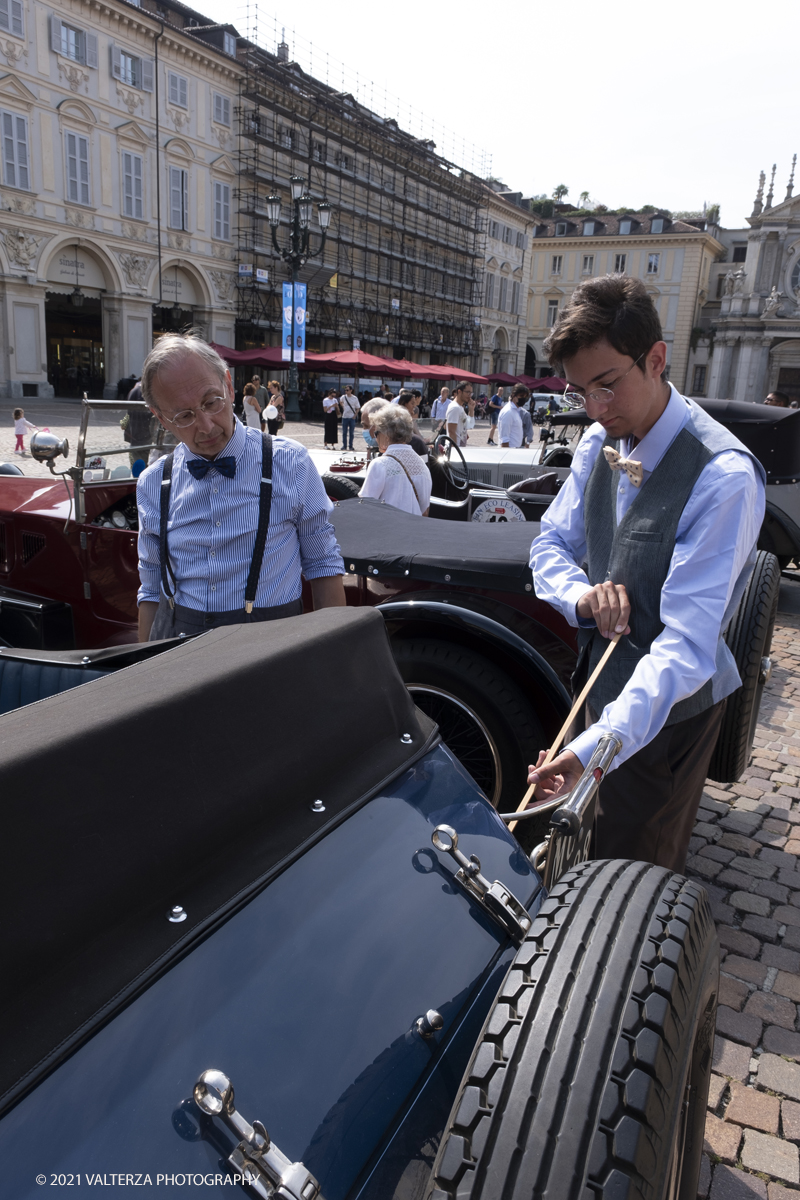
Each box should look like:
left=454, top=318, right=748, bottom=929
left=508, top=632, right=621, bottom=833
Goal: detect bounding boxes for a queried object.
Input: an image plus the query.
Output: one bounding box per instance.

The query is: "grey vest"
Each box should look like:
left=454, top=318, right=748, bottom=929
left=580, top=400, right=765, bottom=725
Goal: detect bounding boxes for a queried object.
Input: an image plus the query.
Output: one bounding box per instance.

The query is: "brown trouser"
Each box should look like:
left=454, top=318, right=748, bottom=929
left=592, top=699, right=726, bottom=872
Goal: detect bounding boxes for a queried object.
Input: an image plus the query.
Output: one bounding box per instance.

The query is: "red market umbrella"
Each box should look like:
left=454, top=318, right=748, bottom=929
left=486, top=372, right=519, bottom=385
left=423, top=364, right=488, bottom=384
left=518, top=374, right=567, bottom=392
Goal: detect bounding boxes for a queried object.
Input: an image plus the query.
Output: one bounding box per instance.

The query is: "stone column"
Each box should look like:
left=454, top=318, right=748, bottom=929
left=708, top=336, right=736, bottom=398
left=733, top=336, right=760, bottom=403
left=102, top=296, right=122, bottom=399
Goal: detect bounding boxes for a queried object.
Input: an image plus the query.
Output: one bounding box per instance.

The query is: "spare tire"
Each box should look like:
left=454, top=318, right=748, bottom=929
left=429, top=859, right=718, bottom=1200
left=707, top=550, right=780, bottom=783
left=321, top=472, right=360, bottom=501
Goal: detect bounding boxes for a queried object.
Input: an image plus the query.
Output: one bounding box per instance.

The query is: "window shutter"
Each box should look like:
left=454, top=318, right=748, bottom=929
left=50, top=13, right=63, bottom=52
left=179, top=76, right=187, bottom=107
left=140, top=57, right=153, bottom=92
left=168, top=73, right=177, bottom=104
left=169, top=166, right=182, bottom=228
left=182, top=169, right=188, bottom=231
left=213, top=93, right=221, bottom=123
left=10, top=0, right=21, bottom=35
left=14, top=113, right=28, bottom=189
left=222, top=97, right=230, bottom=125
left=0, top=2, right=9, bottom=34
left=78, top=134, right=89, bottom=204
left=85, top=32, right=97, bottom=68
left=3, top=111, right=15, bottom=187
left=122, top=150, right=131, bottom=215
left=110, top=44, right=122, bottom=80
left=134, top=154, right=142, bottom=218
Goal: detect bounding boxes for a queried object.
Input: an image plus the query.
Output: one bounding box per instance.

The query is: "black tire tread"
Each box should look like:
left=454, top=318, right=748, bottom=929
left=321, top=471, right=361, bottom=501
left=707, top=550, right=780, bottom=783
left=429, top=859, right=718, bottom=1200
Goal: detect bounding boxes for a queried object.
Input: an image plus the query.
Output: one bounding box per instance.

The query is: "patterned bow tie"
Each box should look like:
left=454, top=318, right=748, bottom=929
left=187, top=456, right=236, bottom=480
left=603, top=446, right=644, bottom=488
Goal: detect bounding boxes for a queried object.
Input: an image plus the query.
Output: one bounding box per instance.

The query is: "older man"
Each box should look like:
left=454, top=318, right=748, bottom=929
left=136, top=334, right=345, bottom=641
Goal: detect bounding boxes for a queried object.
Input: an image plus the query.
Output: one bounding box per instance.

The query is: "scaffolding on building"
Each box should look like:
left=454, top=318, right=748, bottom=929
left=234, top=40, right=487, bottom=367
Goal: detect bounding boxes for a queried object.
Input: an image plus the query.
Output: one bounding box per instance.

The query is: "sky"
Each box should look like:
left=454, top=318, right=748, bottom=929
left=200, top=0, right=797, bottom=229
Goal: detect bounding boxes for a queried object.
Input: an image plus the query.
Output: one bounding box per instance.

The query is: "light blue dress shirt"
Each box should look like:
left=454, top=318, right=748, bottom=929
left=137, top=420, right=344, bottom=611
left=530, top=385, right=765, bottom=770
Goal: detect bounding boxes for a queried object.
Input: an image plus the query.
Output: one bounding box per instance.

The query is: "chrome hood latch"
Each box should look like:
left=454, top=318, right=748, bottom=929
left=431, top=825, right=531, bottom=945
left=193, top=1070, right=324, bottom=1200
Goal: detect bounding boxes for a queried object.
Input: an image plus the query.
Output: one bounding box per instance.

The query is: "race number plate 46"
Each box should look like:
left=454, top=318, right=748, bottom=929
left=471, top=498, right=526, bottom=523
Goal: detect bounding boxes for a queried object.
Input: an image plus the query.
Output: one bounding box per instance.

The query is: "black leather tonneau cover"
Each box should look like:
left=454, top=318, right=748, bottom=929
left=332, top=497, right=538, bottom=593
left=0, top=607, right=436, bottom=1116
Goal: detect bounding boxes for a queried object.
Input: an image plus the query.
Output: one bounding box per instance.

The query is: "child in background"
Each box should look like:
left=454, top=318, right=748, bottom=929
left=13, top=408, right=38, bottom=455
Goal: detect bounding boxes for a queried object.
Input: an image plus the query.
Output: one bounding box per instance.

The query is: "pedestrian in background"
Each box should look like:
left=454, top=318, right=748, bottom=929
left=446, top=382, right=476, bottom=446
left=498, top=384, right=529, bottom=448
left=267, top=380, right=285, bottom=429
left=242, top=381, right=262, bottom=430
left=339, top=384, right=360, bottom=450
left=360, top=397, right=390, bottom=453
left=396, top=391, right=430, bottom=457
left=13, top=408, right=38, bottom=455
left=253, top=375, right=269, bottom=411
left=486, top=388, right=503, bottom=445
left=430, top=387, right=450, bottom=428
left=323, top=388, right=340, bottom=449
left=359, top=406, right=432, bottom=516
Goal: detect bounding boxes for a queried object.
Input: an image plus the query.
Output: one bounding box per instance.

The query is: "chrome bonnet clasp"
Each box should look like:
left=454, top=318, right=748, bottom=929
left=193, top=1070, right=324, bottom=1200
left=431, top=825, right=531, bottom=944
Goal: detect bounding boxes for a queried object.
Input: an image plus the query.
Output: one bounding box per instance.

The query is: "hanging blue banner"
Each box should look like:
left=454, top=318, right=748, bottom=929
left=294, top=282, right=307, bottom=363
left=282, top=282, right=292, bottom=361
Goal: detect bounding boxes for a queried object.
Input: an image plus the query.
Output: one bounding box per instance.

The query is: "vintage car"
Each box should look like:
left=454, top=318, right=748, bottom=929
left=1, top=605, right=720, bottom=1200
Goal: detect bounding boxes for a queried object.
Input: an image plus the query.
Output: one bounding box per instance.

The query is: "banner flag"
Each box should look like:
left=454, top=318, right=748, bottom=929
left=294, top=282, right=306, bottom=363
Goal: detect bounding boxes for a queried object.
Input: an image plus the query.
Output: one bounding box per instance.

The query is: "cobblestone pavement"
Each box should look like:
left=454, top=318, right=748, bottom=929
left=694, top=599, right=800, bottom=1199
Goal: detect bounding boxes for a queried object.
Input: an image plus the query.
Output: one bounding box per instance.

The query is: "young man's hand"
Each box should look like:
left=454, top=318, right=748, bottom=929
left=577, top=581, right=631, bottom=638
left=526, top=748, right=584, bottom=800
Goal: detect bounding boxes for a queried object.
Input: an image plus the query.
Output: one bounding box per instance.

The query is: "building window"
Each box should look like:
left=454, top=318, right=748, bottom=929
left=169, top=165, right=188, bottom=230
left=614, top=253, right=626, bottom=273
left=213, top=93, right=231, bottom=126
left=555, top=221, right=567, bottom=236
left=582, top=255, right=594, bottom=275
left=551, top=254, right=562, bottom=274
left=547, top=299, right=559, bottom=326
left=498, top=277, right=508, bottom=312
left=0, top=0, right=23, bottom=37
left=484, top=273, right=495, bottom=308
left=651, top=217, right=665, bottom=233
left=692, top=365, right=707, bottom=395
left=336, top=151, right=351, bottom=170
left=2, top=110, right=29, bottom=190
left=223, top=32, right=237, bottom=57
left=122, top=151, right=142, bottom=219
left=312, top=142, right=325, bottom=163
left=214, top=181, right=230, bottom=240
left=65, top=130, right=90, bottom=205
left=647, top=253, right=660, bottom=274
left=583, top=221, right=595, bottom=236
left=168, top=72, right=188, bottom=108
left=50, top=16, right=97, bottom=67
left=516, top=231, right=525, bottom=249
left=278, top=126, right=295, bottom=149
left=716, top=275, right=725, bottom=298
left=619, top=218, right=632, bottom=235
left=110, top=46, right=153, bottom=91
left=732, top=246, right=747, bottom=263
left=502, top=225, right=513, bottom=244
left=511, top=281, right=520, bottom=314
left=489, top=220, right=499, bottom=239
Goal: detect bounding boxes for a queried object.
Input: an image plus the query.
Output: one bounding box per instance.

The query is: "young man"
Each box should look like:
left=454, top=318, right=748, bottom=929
left=339, top=384, right=360, bottom=450
left=498, top=384, right=529, bottom=448
left=136, top=334, right=345, bottom=641
left=486, top=388, right=504, bottom=444
left=445, top=382, right=477, bottom=447
left=527, top=275, right=765, bottom=870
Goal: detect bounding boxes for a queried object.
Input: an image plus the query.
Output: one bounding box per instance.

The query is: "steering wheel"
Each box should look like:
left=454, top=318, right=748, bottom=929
left=433, top=433, right=470, bottom=491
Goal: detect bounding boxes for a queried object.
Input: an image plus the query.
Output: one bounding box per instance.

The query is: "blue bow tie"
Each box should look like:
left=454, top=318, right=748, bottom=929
left=187, top=456, right=236, bottom=480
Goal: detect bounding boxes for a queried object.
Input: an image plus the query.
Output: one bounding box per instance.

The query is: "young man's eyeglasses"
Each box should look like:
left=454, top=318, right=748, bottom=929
left=562, top=354, right=645, bottom=410
left=162, top=395, right=228, bottom=429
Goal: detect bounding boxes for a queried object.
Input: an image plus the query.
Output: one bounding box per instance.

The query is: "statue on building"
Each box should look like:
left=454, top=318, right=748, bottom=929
left=723, top=270, right=736, bottom=297
left=732, top=267, right=747, bottom=295
left=0, top=227, right=45, bottom=268
left=761, top=287, right=783, bottom=319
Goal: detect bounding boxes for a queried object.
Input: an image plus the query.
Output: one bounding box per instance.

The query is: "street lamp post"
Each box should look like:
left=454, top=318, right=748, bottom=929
left=266, top=176, right=332, bottom=422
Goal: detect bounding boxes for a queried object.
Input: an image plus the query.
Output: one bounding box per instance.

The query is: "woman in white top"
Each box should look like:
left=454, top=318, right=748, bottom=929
left=322, top=389, right=340, bottom=449
left=242, top=382, right=262, bottom=430
left=359, top=406, right=432, bottom=516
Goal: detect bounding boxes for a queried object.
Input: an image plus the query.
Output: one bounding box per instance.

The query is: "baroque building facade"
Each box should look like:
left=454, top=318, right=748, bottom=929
left=476, top=183, right=533, bottom=377
left=524, top=210, right=722, bottom=391
left=0, top=0, right=241, bottom=398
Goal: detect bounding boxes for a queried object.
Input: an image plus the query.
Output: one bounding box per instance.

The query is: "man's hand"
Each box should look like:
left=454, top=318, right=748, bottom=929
left=526, top=749, right=584, bottom=802
left=577, top=581, right=631, bottom=639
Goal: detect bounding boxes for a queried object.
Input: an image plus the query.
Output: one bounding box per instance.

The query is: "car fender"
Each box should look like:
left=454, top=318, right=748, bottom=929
left=379, top=598, right=572, bottom=737
left=760, top=497, right=800, bottom=559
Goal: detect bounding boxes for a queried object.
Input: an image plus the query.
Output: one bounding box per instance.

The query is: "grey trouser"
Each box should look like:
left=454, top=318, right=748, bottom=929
left=149, top=594, right=303, bottom=640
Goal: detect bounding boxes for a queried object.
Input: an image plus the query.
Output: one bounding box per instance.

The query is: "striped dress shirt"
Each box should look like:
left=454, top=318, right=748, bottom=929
left=137, top=420, right=344, bottom=611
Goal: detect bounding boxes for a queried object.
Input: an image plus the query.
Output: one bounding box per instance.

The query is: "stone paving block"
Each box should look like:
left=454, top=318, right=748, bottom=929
left=758, top=1054, right=800, bottom=1100
left=758, top=831, right=790, bottom=848
left=768, top=1184, right=800, bottom=1200
left=697, top=821, right=724, bottom=842
left=725, top=1081, right=781, bottom=1134
left=705, top=1112, right=744, bottom=1163
left=775, top=906, right=800, bottom=928
left=754, top=881, right=791, bottom=904
left=720, top=974, right=752, bottom=1012
left=737, top=797, right=775, bottom=815
left=714, top=1036, right=755, bottom=1081
left=786, top=842, right=800, bottom=858
left=774, top=972, right=800, bottom=1005
left=778, top=787, right=800, bottom=802
left=772, top=794, right=796, bottom=811
left=705, top=794, right=734, bottom=813
left=720, top=833, right=763, bottom=857
left=764, top=1026, right=800, bottom=1060
left=745, top=990, right=798, bottom=1030
left=782, top=926, right=800, bottom=952
left=761, top=944, right=800, bottom=972
left=774, top=774, right=800, bottom=788
left=737, top=857, right=780, bottom=880
left=721, top=870, right=759, bottom=891
left=742, top=915, right=782, bottom=942
left=698, top=1154, right=712, bottom=1199
left=782, top=1100, right=800, bottom=1142
left=709, top=1164, right=767, bottom=1200
left=710, top=1073, right=730, bottom=1109
left=764, top=849, right=800, bottom=870
left=703, top=845, right=738, bottom=864
left=723, top=954, right=770, bottom=985
left=741, top=1128, right=800, bottom=1183
left=690, top=835, right=708, bottom=855
left=722, top=813, right=766, bottom=836
left=746, top=767, right=774, bottom=781
left=732, top=891, right=774, bottom=917
left=690, top=855, right=725, bottom=880
left=698, top=806, right=719, bottom=823
left=783, top=808, right=800, bottom=824
left=778, top=870, right=800, bottom=889
left=735, top=782, right=773, bottom=801
left=788, top=892, right=800, bottom=908
left=715, top=903, right=740, bottom=927
left=717, top=1005, right=763, bottom=1046
left=765, top=819, right=792, bottom=835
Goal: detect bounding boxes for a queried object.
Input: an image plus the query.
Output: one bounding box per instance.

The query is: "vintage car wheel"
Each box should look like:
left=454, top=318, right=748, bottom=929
left=707, top=549, right=780, bottom=783
left=428, top=859, right=718, bottom=1200
left=392, top=638, right=545, bottom=813
left=321, top=472, right=361, bottom=501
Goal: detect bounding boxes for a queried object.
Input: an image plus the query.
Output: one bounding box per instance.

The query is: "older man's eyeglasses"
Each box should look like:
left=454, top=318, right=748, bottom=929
left=163, top=395, right=228, bottom=429
left=562, top=354, right=645, bottom=410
